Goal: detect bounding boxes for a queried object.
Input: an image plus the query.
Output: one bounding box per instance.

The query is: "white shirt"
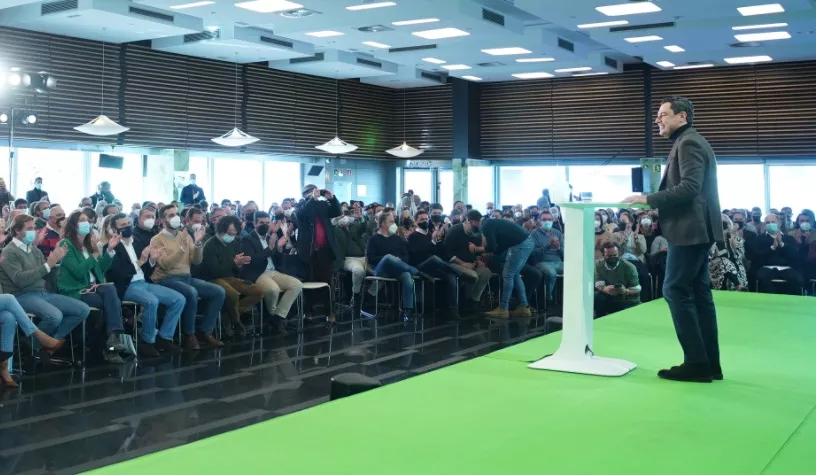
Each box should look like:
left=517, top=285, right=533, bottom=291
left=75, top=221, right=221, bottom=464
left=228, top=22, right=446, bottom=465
left=258, top=232, right=275, bottom=271
left=122, top=238, right=145, bottom=283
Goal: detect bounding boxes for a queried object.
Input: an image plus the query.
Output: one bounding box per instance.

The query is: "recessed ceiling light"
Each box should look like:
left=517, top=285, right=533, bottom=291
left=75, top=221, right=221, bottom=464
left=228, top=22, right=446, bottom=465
left=412, top=27, right=470, bottom=40
left=724, top=55, right=773, bottom=64
left=362, top=41, right=390, bottom=49
left=169, top=1, right=214, bottom=9
left=732, top=22, right=788, bottom=30
left=234, top=0, right=304, bottom=13
left=656, top=61, right=675, bottom=67
left=306, top=30, right=345, bottom=37
left=462, top=75, right=482, bottom=81
left=673, top=64, right=714, bottom=70
left=554, top=67, right=592, bottom=73
left=442, top=64, right=471, bottom=70
left=422, top=57, right=446, bottom=64
left=346, top=1, right=396, bottom=11
left=481, top=47, right=532, bottom=56
left=516, top=57, right=555, bottom=63
left=392, top=18, right=439, bottom=26
left=596, top=2, right=662, bottom=16
left=512, top=72, right=554, bottom=79
left=664, top=45, right=685, bottom=52
left=737, top=4, right=784, bottom=16
left=734, top=30, right=790, bottom=41
left=573, top=72, right=609, bottom=76
left=624, top=35, right=663, bottom=43
left=577, top=20, right=629, bottom=29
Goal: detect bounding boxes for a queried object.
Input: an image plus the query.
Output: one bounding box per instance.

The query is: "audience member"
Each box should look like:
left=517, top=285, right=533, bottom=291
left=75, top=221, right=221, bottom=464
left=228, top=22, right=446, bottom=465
left=709, top=214, right=748, bottom=291
left=36, top=204, right=64, bottom=258
left=753, top=213, right=804, bottom=295
left=444, top=216, right=490, bottom=314
left=25, top=177, right=48, bottom=204
left=366, top=212, right=419, bottom=322
left=594, top=242, right=641, bottom=317
left=180, top=173, right=206, bottom=207
left=530, top=210, right=564, bottom=303
left=334, top=211, right=370, bottom=313
left=0, top=294, right=64, bottom=387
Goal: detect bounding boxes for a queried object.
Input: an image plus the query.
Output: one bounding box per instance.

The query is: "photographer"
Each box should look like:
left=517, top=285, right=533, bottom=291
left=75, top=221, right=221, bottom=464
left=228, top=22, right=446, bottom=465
left=594, top=242, right=641, bottom=318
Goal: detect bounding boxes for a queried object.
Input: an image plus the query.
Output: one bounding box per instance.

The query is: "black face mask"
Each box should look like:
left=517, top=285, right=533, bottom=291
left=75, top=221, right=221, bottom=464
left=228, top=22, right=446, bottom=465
left=417, top=221, right=429, bottom=230
left=274, top=213, right=284, bottom=222
left=722, top=222, right=729, bottom=230
left=430, top=215, right=443, bottom=224
left=733, top=220, right=744, bottom=229
left=119, top=226, right=134, bottom=238
left=402, top=218, right=413, bottom=229
left=256, top=224, right=270, bottom=236
left=245, top=212, right=255, bottom=224
left=604, top=257, right=619, bottom=267
left=530, top=212, right=539, bottom=219
left=752, top=215, right=761, bottom=222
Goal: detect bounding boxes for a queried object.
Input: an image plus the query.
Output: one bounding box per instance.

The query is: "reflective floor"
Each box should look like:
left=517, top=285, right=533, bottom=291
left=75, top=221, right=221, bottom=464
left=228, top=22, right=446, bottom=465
left=0, top=308, right=560, bottom=475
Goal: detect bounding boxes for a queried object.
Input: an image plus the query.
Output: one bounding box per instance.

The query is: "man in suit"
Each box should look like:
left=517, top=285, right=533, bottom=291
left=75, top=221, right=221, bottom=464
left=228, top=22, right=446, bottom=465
left=25, top=177, right=48, bottom=204
left=179, top=174, right=206, bottom=207
left=625, top=96, right=723, bottom=383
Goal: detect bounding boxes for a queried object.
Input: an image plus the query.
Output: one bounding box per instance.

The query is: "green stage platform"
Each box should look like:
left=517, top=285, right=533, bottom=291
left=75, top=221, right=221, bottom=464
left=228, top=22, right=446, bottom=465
left=89, top=292, right=816, bottom=475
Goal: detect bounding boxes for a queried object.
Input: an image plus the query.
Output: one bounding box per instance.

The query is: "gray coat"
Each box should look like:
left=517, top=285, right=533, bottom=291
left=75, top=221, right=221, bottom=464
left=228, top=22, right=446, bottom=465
left=646, top=127, right=723, bottom=247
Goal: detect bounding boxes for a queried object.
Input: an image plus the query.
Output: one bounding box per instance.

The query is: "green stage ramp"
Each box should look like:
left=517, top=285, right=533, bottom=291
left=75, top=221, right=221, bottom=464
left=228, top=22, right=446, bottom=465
left=88, top=292, right=816, bottom=475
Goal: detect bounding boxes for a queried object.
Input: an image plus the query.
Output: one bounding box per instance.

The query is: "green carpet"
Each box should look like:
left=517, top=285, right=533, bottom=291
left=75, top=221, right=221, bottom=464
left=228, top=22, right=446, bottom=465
left=88, top=292, right=816, bottom=475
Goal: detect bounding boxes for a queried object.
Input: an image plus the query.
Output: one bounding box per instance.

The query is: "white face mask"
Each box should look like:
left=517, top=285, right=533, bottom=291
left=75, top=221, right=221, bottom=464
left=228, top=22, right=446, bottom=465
left=169, top=216, right=182, bottom=229
left=142, top=218, right=155, bottom=229
left=339, top=216, right=351, bottom=226
left=388, top=223, right=398, bottom=235
left=42, top=208, right=51, bottom=219
left=514, top=212, right=522, bottom=218
left=283, top=209, right=293, bottom=217
left=641, top=218, right=652, bottom=227
left=191, top=223, right=202, bottom=232
left=594, top=220, right=601, bottom=228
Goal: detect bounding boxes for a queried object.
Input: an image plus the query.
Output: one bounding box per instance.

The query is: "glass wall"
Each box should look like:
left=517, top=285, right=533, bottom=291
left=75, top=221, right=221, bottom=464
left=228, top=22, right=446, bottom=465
left=717, top=164, right=765, bottom=211
left=769, top=165, right=816, bottom=214
left=213, top=158, right=262, bottom=205
left=17, top=148, right=85, bottom=207
left=468, top=166, right=493, bottom=212
left=568, top=165, right=634, bottom=203
left=263, top=161, right=302, bottom=211
left=499, top=166, right=566, bottom=207
left=90, top=153, right=143, bottom=210
left=439, top=169, right=453, bottom=213
left=403, top=169, right=433, bottom=206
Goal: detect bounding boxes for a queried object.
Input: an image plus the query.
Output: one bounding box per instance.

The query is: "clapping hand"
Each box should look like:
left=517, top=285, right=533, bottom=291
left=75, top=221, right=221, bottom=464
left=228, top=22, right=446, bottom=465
left=549, top=236, right=560, bottom=249
left=140, top=246, right=151, bottom=261
left=194, top=226, right=206, bottom=243
left=108, top=232, right=122, bottom=250
left=150, top=246, right=166, bottom=261
left=47, top=243, right=68, bottom=267
left=233, top=252, right=252, bottom=266
left=180, top=227, right=190, bottom=241
left=89, top=233, right=99, bottom=255
left=34, top=227, right=48, bottom=247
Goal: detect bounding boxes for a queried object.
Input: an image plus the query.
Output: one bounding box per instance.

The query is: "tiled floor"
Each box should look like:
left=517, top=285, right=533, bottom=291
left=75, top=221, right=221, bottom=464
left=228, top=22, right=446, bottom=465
left=0, top=310, right=558, bottom=475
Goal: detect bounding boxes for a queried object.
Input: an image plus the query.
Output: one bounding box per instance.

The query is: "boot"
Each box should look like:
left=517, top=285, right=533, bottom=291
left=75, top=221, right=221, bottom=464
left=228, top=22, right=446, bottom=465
left=485, top=307, right=509, bottom=319
left=107, top=332, right=127, bottom=353
left=0, top=352, right=17, bottom=388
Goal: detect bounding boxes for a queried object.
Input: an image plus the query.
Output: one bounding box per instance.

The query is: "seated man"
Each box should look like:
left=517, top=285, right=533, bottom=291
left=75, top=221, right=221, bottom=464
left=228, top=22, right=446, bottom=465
left=753, top=214, right=804, bottom=295
left=0, top=214, right=90, bottom=360
left=133, top=207, right=158, bottom=252
left=333, top=211, right=371, bottom=313
left=365, top=212, right=419, bottom=322
left=594, top=242, right=641, bottom=318
left=31, top=200, right=51, bottom=230
left=150, top=205, right=225, bottom=350
left=202, top=215, right=264, bottom=337
left=36, top=204, right=65, bottom=259
left=407, top=210, right=468, bottom=319
left=530, top=210, right=564, bottom=303
left=444, top=216, right=490, bottom=314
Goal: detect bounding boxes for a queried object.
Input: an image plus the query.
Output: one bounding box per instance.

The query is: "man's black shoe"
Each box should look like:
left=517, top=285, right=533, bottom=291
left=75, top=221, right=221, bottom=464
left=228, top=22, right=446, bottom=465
left=710, top=364, right=724, bottom=381
left=657, top=363, right=713, bottom=383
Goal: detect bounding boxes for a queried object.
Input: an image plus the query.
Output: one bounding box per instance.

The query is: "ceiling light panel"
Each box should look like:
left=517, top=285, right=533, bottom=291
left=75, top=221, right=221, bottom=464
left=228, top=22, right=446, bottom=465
left=656, top=61, right=675, bottom=67
left=737, top=4, right=785, bottom=16
left=724, top=55, right=773, bottom=64
left=234, top=0, right=304, bottom=13
left=516, top=57, right=555, bottom=63
left=482, top=47, right=532, bottom=56
left=362, top=41, right=390, bottom=49
left=422, top=57, right=446, bottom=64
left=573, top=72, right=609, bottom=76
left=577, top=20, right=628, bottom=29
left=170, top=1, right=214, bottom=9
left=412, top=27, right=470, bottom=40
left=596, top=2, right=662, bottom=16
left=512, top=72, right=554, bottom=79
left=306, top=30, right=345, bottom=37
left=732, top=22, right=788, bottom=30
left=624, top=35, right=662, bottom=43
left=673, top=64, right=714, bottom=70
left=734, top=31, right=791, bottom=41
left=664, top=45, right=685, bottom=52
left=392, top=18, right=439, bottom=26
left=346, top=2, right=396, bottom=11
left=441, top=64, right=471, bottom=70
left=461, top=75, right=482, bottom=81
left=554, top=67, right=592, bottom=73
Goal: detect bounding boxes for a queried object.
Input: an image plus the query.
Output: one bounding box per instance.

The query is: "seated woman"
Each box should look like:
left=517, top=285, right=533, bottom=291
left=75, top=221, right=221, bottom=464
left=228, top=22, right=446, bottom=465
left=0, top=293, right=64, bottom=388
left=709, top=215, right=748, bottom=291
left=56, top=209, right=127, bottom=364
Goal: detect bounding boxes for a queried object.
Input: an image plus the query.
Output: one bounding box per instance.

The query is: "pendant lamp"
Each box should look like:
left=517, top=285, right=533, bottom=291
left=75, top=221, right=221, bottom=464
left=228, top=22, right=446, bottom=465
left=212, top=62, right=259, bottom=147
left=75, top=41, right=130, bottom=136
left=386, top=89, right=424, bottom=158
left=316, top=77, right=357, bottom=154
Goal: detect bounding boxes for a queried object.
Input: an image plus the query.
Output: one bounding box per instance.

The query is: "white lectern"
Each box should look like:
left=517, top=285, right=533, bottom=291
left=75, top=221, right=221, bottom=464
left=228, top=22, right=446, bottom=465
left=528, top=202, right=639, bottom=377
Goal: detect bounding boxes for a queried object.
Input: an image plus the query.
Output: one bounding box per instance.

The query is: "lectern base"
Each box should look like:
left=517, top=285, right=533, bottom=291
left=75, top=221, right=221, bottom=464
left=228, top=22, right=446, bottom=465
left=528, top=353, right=636, bottom=377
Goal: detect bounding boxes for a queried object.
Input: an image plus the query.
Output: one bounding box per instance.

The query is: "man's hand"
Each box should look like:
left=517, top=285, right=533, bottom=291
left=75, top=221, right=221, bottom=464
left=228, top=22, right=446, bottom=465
left=180, top=227, right=189, bottom=241
left=602, top=285, right=616, bottom=296
left=622, top=195, right=648, bottom=206
left=47, top=243, right=67, bottom=266
left=140, top=246, right=151, bottom=261
left=468, top=242, right=477, bottom=254
left=277, top=236, right=288, bottom=248
left=108, top=233, right=122, bottom=250
left=322, top=189, right=334, bottom=200
left=34, top=227, right=48, bottom=247
left=233, top=252, right=252, bottom=266
left=549, top=236, right=560, bottom=249
left=194, top=226, right=206, bottom=243
left=354, top=207, right=362, bottom=218
left=150, top=246, right=166, bottom=261
left=270, top=221, right=281, bottom=234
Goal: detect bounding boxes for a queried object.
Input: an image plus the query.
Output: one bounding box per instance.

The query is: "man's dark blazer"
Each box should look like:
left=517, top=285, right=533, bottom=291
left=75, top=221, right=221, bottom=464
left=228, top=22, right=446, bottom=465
left=240, top=231, right=276, bottom=283
left=647, top=127, right=723, bottom=247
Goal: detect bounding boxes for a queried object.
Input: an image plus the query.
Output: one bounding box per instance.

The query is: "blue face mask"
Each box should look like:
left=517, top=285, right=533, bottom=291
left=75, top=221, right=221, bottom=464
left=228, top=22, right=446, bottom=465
left=23, top=230, right=36, bottom=245
left=78, top=221, right=92, bottom=236
left=222, top=234, right=235, bottom=244
left=541, top=221, right=553, bottom=231
left=766, top=223, right=779, bottom=234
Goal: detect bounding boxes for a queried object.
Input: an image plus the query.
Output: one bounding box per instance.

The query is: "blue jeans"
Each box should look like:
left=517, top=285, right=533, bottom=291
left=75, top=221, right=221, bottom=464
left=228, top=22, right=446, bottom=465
left=15, top=291, right=90, bottom=348
left=500, top=237, right=535, bottom=310
left=157, top=274, right=225, bottom=334
left=663, top=243, right=720, bottom=365
left=124, top=280, right=185, bottom=343
left=373, top=255, right=417, bottom=311
left=417, top=255, right=459, bottom=309
left=536, top=260, right=564, bottom=301
left=80, top=284, right=123, bottom=334
left=1, top=295, right=39, bottom=353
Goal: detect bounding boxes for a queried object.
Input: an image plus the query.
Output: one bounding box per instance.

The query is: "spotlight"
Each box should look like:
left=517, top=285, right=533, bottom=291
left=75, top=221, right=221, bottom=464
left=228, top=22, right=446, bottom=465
left=31, top=72, right=57, bottom=93
left=0, top=113, right=8, bottom=123
left=22, top=113, right=37, bottom=125
left=7, top=72, right=21, bottom=87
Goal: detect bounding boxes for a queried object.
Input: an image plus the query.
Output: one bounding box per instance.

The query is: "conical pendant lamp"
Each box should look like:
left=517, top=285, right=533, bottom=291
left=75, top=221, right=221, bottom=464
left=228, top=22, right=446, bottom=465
left=75, top=41, right=130, bottom=136
left=212, top=62, right=259, bottom=147
left=316, top=76, right=357, bottom=154
left=386, top=89, right=423, bottom=158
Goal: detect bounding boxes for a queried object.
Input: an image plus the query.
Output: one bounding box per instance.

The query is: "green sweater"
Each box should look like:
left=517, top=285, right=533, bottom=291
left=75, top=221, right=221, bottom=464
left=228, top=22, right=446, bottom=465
left=201, top=235, right=240, bottom=281
left=56, top=239, right=113, bottom=300
left=594, top=259, right=640, bottom=303
left=0, top=241, right=51, bottom=294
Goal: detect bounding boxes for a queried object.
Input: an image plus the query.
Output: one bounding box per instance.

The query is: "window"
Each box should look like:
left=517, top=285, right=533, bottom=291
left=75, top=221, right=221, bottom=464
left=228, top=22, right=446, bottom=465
left=499, top=166, right=566, bottom=207
left=264, top=160, right=302, bottom=211
left=213, top=158, right=262, bottom=205
left=717, top=164, right=765, bottom=211
left=568, top=165, right=634, bottom=204
left=0, top=147, right=8, bottom=185
left=188, top=156, right=211, bottom=204
left=403, top=169, right=433, bottom=206
left=90, top=153, right=144, bottom=211
left=468, top=166, right=494, bottom=213
left=16, top=148, right=85, bottom=208
left=438, top=169, right=453, bottom=214
left=768, top=165, right=816, bottom=215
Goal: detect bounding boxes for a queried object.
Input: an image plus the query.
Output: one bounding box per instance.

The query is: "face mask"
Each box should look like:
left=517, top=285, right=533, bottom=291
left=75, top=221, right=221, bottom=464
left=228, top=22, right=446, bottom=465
left=230, top=210, right=238, bottom=216
left=551, top=211, right=559, bottom=219
left=339, top=217, right=351, bottom=227
left=604, top=257, right=619, bottom=267
left=722, top=221, right=730, bottom=230
left=222, top=234, right=235, bottom=244
left=430, top=215, right=442, bottom=224
left=640, top=218, right=652, bottom=227
left=452, top=217, right=462, bottom=224
left=752, top=214, right=761, bottom=222
left=169, top=216, right=182, bottom=229
left=530, top=212, right=539, bottom=219
left=418, top=221, right=429, bottom=230
left=34, top=183, right=42, bottom=190
left=542, top=221, right=553, bottom=231
left=469, top=224, right=480, bottom=235
left=119, top=226, right=134, bottom=238
left=275, top=213, right=285, bottom=222
left=245, top=212, right=255, bottom=223
left=283, top=209, right=293, bottom=217
left=56, top=217, right=65, bottom=228
left=256, top=224, right=270, bottom=235
left=143, top=218, right=155, bottom=229
left=23, top=230, right=36, bottom=244
left=514, top=212, right=522, bottom=218
left=42, top=208, right=51, bottom=219
left=341, top=207, right=348, bottom=213
left=594, top=220, right=601, bottom=229
left=486, top=208, right=493, bottom=213
left=191, top=223, right=202, bottom=232
left=387, top=223, right=398, bottom=235
left=189, top=179, right=196, bottom=185
left=78, top=221, right=92, bottom=236
left=765, top=223, right=779, bottom=234
left=800, top=222, right=812, bottom=232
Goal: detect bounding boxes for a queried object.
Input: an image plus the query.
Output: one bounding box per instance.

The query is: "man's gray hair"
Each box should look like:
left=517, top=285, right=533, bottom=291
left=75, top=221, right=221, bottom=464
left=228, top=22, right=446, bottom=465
left=661, top=96, right=694, bottom=126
